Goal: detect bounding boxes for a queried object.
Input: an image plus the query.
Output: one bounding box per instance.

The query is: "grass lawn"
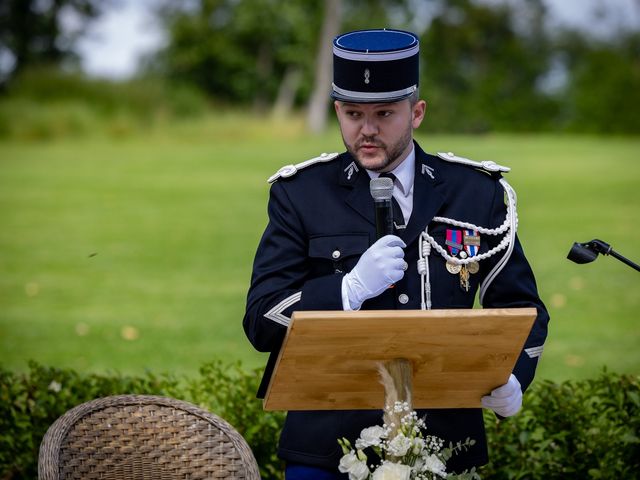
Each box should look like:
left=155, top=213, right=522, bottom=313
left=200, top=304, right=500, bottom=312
left=1, top=116, right=639, bottom=382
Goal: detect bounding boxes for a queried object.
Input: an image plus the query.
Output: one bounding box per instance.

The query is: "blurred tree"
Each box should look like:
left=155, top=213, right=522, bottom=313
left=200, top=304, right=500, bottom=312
left=559, top=29, right=640, bottom=133
left=156, top=0, right=323, bottom=112
left=152, top=0, right=639, bottom=134
left=306, top=0, right=342, bottom=133
left=419, top=0, right=558, bottom=132
left=0, top=0, right=112, bottom=85
left=156, top=0, right=414, bottom=122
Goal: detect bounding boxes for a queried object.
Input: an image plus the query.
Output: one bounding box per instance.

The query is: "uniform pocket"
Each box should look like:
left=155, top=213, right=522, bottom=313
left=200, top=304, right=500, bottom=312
left=279, top=411, right=344, bottom=458
left=308, top=233, right=370, bottom=275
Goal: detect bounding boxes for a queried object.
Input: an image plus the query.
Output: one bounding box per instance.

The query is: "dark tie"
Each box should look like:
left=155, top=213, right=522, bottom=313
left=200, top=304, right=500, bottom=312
left=379, top=172, right=406, bottom=230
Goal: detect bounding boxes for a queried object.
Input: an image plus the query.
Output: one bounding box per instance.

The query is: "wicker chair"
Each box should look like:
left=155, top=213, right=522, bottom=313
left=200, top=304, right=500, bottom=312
left=38, top=394, right=261, bottom=480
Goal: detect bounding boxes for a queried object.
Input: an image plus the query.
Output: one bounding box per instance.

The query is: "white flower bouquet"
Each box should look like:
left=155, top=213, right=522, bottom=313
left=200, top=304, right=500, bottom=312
left=338, top=401, right=479, bottom=480
left=338, top=361, right=481, bottom=480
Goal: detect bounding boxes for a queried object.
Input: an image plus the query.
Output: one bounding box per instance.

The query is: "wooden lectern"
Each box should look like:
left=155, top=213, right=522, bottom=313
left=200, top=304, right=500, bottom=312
left=263, top=308, right=536, bottom=411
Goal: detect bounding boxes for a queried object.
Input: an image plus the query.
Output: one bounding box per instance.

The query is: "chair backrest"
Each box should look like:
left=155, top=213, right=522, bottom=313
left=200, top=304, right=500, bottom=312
left=38, top=394, right=261, bottom=480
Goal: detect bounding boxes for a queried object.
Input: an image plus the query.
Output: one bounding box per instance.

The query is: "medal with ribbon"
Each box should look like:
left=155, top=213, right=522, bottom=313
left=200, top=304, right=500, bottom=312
left=463, top=229, right=480, bottom=274
left=443, top=229, right=483, bottom=291
left=458, top=229, right=481, bottom=291
left=445, top=229, right=462, bottom=275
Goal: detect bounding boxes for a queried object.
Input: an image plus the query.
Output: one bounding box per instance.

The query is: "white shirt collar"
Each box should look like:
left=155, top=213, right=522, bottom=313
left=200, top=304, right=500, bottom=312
left=388, top=145, right=415, bottom=197
left=366, top=144, right=415, bottom=197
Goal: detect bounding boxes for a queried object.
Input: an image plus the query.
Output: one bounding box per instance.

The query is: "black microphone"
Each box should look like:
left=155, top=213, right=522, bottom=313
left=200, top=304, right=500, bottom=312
left=370, top=177, right=395, bottom=239
left=568, top=239, right=640, bottom=272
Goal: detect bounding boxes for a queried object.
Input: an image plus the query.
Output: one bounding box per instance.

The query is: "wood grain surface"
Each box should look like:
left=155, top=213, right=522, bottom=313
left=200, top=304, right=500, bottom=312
left=263, top=308, right=536, bottom=411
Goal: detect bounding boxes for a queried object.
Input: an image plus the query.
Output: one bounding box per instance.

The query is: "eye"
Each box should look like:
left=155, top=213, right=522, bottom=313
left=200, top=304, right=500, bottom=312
left=345, top=110, right=362, bottom=118
left=377, top=110, right=393, bottom=117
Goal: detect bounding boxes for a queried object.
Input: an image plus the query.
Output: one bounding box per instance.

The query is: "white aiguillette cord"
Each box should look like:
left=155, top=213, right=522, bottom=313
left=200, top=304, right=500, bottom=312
left=418, top=178, right=519, bottom=310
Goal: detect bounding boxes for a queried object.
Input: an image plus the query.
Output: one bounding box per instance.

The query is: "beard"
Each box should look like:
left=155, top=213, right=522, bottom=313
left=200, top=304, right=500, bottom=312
left=343, top=123, right=413, bottom=172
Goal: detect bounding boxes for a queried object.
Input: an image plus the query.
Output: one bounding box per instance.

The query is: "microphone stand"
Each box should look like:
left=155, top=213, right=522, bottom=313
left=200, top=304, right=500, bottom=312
left=568, top=239, right=640, bottom=272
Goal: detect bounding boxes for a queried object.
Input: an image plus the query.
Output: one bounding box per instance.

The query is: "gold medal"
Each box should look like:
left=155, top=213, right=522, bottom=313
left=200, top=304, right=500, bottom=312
left=467, top=261, right=479, bottom=274
left=446, top=260, right=461, bottom=274
left=459, top=265, right=470, bottom=292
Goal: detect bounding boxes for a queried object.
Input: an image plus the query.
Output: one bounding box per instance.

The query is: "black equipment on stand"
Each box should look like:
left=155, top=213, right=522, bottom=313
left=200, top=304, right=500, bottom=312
left=568, top=239, right=640, bottom=272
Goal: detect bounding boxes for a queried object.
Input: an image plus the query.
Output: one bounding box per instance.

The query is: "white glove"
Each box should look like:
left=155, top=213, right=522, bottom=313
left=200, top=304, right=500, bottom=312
left=342, top=235, right=407, bottom=311
left=481, top=374, right=522, bottom=417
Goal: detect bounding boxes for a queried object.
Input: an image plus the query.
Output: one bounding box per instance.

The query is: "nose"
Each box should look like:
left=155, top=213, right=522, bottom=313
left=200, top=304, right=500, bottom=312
left=361, top=114, right=379, bottom=136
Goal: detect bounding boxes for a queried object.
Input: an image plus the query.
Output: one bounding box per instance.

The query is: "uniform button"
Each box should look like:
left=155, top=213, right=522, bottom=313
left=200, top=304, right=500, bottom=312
left=398, top=294, right=409, bottom=304
left=332, top=250, right=341, bottom=259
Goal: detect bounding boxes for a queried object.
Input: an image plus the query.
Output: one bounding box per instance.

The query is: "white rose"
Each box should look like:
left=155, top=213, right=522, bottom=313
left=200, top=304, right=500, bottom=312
left=372, top=462, right=411, bottom=480
left=356, top=425, right=387, bottom=449
left=422, top=454, right=446, bottom=477
left=387, top=434, right=412, bottom=457
left=338, top=452, right=370, bottom=480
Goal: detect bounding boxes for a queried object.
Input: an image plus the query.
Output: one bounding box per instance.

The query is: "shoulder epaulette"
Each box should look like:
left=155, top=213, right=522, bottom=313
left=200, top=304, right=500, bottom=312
left=268, top=152, right=340, bottom=184
left=436, top=151, right=510, bottom=174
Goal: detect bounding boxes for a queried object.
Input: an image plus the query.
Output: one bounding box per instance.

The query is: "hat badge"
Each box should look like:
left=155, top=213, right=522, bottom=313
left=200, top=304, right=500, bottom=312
left=364, top=68, right=370, bottom=84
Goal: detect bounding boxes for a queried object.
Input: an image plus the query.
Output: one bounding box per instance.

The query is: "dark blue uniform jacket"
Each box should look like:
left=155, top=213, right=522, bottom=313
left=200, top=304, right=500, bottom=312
left=243, top=142, right=549, bottom=473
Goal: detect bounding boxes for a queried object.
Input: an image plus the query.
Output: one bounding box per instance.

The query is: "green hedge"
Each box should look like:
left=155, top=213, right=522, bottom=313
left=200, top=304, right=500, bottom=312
left=1, top=363, right=638, bottom=479
left=482, top=371, right=640, bottom=479
left=0, top=67, right=208, bottom=140
left=0, top=361, right=284, bottom=480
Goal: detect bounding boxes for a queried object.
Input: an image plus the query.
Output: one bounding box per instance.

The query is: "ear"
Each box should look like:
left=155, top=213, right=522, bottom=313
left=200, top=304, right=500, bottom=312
left=411, top=100, right=427, bottom=129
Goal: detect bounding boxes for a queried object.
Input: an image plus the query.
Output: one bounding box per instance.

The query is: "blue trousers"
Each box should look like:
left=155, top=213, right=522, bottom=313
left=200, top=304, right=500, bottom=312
left=285, top=463, right=348, bottom=480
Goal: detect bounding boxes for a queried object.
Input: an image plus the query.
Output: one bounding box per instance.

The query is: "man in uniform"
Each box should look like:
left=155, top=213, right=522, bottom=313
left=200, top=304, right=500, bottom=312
left=244, top=29, right=549, bottom=479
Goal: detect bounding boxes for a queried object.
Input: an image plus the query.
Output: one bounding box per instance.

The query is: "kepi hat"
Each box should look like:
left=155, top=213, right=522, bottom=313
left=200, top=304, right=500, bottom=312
left=331, top=28, right=419, bottom=103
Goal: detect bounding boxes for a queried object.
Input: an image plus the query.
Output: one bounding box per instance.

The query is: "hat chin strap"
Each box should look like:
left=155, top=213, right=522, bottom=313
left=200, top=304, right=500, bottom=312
left=417, top=178, right=519, bottom=310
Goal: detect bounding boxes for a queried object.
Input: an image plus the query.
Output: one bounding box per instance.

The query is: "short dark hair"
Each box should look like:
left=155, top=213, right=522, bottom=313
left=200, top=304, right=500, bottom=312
left=408, top=88, right=420, bottom=106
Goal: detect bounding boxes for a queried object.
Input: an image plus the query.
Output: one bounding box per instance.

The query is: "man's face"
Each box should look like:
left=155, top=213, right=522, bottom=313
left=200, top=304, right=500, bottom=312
left=334, top=98, right=426, bottom=172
